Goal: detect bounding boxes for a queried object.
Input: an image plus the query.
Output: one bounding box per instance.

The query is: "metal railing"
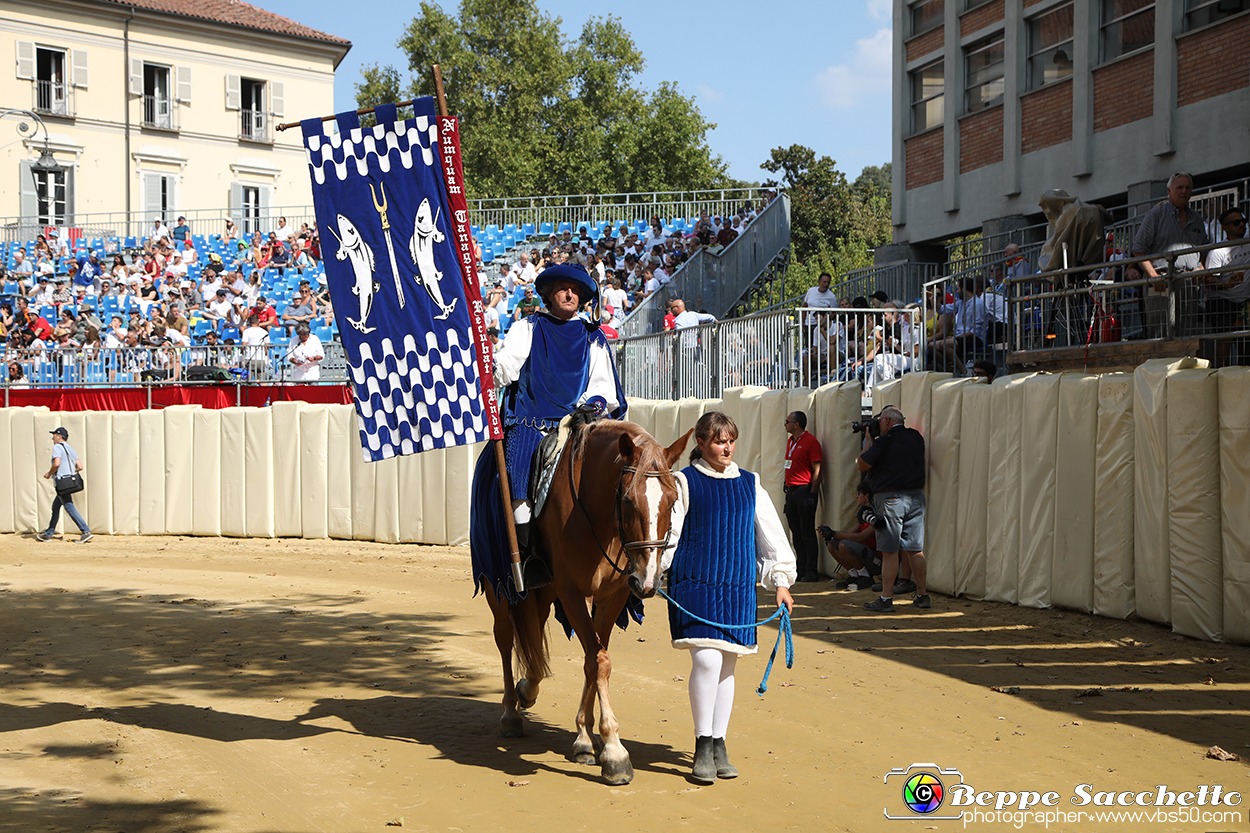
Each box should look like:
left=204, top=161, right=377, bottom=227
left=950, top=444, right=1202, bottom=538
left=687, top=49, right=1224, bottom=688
left=3, top=341, right=349, bottom=400
left=1004, top=239, right=1250, bottom=364
left=33, top=80, right=73, bottom=118
left=142, top=95, right=178, bottom=131
left=240, top=109, right=269, bottom=143
left=619, top=194, right=791, bottom=337
left=467, top=187, right=775, bottom=232
left=829, top=260, right=944, bottom=309
left=614, top=306, right=925, bottom=399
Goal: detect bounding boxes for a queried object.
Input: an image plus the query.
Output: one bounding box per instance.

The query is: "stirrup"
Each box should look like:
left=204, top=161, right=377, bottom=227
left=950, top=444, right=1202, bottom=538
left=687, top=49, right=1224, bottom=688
left=521, top=555, right=553, bottom=590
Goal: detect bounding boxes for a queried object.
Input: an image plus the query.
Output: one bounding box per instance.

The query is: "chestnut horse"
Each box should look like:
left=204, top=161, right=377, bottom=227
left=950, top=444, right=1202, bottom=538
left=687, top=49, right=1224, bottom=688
left=482, top=420, right=691, bottom=785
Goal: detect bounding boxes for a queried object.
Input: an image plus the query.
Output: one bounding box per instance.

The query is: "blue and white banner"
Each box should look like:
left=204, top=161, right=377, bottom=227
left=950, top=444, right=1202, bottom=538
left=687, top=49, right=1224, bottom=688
left=302, top=99, right=493, bottom=461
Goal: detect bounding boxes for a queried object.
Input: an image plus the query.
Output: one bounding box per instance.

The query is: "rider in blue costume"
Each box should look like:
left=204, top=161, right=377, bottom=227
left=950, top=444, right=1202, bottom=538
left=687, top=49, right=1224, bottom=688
left=470, top=263, right=627, bottom=596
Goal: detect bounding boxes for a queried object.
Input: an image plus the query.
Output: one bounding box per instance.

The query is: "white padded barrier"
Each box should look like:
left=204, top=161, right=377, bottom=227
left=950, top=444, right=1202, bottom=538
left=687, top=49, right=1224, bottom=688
left=925, top=378, right=977, bottom=595
left=1093, top=373, right=1135, bottom=619
left=954, top=381, right=991, bottom=599
left=243, top=407, right=275, bottom=538
left=651, top=399, right=681, bottom=448
left=397, top=452, right=425, bottom=544
left=8, top=408, right=51, bottom=532
left=1218, top=368, right=1250, bottom=643
left=0, top=409, right=12, bottom=533
left=758, top=389, right=790, bottom=520
left=33, top=410, right=63, bottom=533
left=900, top=372, right=950, bottom=445
left=326, top=405, right=356, bottom=540
left=677, top=398, right=706, bottom=446
left=985, top=374, right=1032, bottom=604
left=162, top=406, right=197, bottom=535
left=1167, top=368, right=1222, bottom=642
left=735, top=386, right=769, bottom=476
left=271, top=401, right=303, bottom=537
left=219, top=408, right=248, bottom=538
left=625, top=398, right=655, bottom=437
left=872, top=377, right=902, bottom=415
left=1133, top=358, right=1206, bottom=625
left=83, top=412, right=114, bottom=536
left=1052, top=374, right=1097, bottom=613
left=351, top=420, right=378, bottom=541
left=191, top=409, right=222, bottom=537
left=298, top=404, right=331, bottom=539
left=110, top=412, right=141, bottom=536
left=810, top=382, right=863, bottom=575
left=421, top=446, right=448, bottom=545
left=373, top=454, right=401, bottom=544
left=1018, top=373, right=1062, bottom=609
left=137, top=409, right=166, bottom=535
left=444, top=441, right=477, bottom=547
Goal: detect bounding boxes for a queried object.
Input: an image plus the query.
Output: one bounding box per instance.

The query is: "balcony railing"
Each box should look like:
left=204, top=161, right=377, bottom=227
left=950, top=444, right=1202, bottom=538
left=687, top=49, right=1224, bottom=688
left=33, top=80, right=73, bottom=118
left=240, top=109, right=269, bottom=143
left=142, top=95, right=178, bottom=131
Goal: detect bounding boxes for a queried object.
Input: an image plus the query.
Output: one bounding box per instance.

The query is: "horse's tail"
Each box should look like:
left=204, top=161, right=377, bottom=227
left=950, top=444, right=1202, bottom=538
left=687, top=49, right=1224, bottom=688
left=511, top=593, right=550, bottom=684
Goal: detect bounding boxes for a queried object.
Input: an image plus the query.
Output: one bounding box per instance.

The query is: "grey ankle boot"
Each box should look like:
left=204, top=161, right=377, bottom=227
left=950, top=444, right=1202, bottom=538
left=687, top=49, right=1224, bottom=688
left=712, top=737, right=738, bottom=778
left=691, top=735, right=716, bottom=784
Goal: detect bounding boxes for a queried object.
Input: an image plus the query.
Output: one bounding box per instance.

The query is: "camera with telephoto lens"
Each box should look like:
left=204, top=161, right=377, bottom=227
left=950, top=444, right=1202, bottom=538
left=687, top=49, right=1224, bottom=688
left=851, top=416, right=882, bottom=438
left=857, top=503, right=887, bottom=530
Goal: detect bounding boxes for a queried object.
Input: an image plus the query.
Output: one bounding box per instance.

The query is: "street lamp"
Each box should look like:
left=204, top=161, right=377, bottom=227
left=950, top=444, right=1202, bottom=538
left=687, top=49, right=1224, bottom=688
left=1, top=108, right=62, bottom=174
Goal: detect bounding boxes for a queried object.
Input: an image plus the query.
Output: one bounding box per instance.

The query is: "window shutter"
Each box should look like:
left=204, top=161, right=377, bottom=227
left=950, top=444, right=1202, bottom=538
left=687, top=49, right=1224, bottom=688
left=259, top=185, right=271, bottom=226
left=176, top=65, right=192, bottom=103
left=229, top=182, right=244, bottom=223
left=225, top=74, right=241, bottom=110
left=143, top=173, right=163, bottom=222
left=16, top=40, right=35, bottom=80
left=72, top=50, right=88, bottom=88
left=270, top=81, right=284, bottom=118
left=129, top=57, right=143, bottom=95
left=63, top=166, right=75, bottom=226
left=19, top=161, right=38, bottom=221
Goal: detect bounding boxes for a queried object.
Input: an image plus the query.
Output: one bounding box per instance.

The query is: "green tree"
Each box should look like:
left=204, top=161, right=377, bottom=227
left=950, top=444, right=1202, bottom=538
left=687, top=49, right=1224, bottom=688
left=355, top=0, right=727, bottom=198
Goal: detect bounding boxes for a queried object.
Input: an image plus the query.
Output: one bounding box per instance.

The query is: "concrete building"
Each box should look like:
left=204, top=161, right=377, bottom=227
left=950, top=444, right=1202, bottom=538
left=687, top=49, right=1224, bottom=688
left=888, top=0, right=1250, bottom=252
left=1, top=0, right=349, bottom=237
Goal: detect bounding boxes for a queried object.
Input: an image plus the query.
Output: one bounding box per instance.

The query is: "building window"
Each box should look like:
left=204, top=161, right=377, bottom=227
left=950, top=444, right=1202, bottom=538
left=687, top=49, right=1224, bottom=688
left=240, top=79, right=267, bottom=142
left=241, top=186, right=262, bottom=233
left=1101, top=0, right=1155, bottom=62
left=965, top=36, right=1005, bottom=112
left=35, top=47, right=68, bottom=116
left=1028, top=4, right=1075, bottom=89
left=911, top=0, right=944, bottom=36
left=1184, top=0, right=1249, bottom=28
left=143, top=172, right=177, bottom=224
left=34, top=168, right=68, bottom=225
left=911, top=61, right=945, bottom=132
left=143, top=64, right=175, bottom=130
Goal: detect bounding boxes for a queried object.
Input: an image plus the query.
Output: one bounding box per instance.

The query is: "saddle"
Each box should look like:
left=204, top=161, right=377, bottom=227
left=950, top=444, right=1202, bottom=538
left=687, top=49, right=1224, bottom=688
left=528, top=403, right=606, bottom=519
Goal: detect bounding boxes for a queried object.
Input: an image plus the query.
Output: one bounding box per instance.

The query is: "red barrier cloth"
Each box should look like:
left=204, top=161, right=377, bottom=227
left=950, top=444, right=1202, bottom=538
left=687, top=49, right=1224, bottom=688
left=4, top=385, right=352, bottom=411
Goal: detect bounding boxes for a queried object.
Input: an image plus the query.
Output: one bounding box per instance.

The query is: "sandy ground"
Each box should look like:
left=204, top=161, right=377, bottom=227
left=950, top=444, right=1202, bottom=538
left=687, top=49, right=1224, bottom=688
left=0, top=533, right=1247, bottom=833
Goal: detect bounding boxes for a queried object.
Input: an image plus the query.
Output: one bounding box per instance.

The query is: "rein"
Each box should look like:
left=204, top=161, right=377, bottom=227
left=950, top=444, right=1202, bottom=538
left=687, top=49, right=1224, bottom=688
left=657, top=588, right=794, bottom=696
left=569, top=450, right=671, bottom=577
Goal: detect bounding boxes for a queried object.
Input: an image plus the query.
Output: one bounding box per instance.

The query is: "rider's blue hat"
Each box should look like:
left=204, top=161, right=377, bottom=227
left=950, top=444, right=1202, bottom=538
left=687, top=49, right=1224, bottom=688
left=535, top=263, right=598, bottom=306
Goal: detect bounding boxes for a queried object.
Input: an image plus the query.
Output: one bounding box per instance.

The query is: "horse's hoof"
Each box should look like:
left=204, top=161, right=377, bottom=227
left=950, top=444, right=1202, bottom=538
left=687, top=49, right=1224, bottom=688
left=571, top=740, right=597, bottom=765
left=601, top=758, right=634, bottom=785
left=499, top=717, right=524, bottom=738
left=515, top=680, right=537, bottom=710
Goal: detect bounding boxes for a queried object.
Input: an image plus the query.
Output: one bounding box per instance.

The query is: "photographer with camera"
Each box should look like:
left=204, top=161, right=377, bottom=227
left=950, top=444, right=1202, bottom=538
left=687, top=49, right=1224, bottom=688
left=855, top=406, right=929, bottom=612
left=784, top=411, right=823, bottom=582
left=818, top=482, right=884, bottom=591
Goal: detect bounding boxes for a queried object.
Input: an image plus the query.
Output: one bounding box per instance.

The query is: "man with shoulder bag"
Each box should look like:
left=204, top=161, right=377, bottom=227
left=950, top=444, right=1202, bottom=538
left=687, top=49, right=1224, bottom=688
left=37, top=427, right=93, bottom=544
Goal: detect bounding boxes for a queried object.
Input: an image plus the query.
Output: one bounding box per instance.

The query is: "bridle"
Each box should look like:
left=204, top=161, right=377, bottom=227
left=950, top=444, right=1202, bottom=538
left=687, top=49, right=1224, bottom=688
left=570, top=455, right=673, bottom=577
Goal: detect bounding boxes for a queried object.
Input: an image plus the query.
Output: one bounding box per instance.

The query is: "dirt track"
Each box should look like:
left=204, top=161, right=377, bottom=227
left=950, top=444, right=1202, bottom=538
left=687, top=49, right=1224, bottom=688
left=0, top=533, right=1247, bottom=833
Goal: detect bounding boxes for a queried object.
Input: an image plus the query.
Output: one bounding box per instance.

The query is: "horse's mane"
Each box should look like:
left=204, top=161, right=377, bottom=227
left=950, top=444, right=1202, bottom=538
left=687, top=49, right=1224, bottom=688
left=571, top=420, right=671, bottom=476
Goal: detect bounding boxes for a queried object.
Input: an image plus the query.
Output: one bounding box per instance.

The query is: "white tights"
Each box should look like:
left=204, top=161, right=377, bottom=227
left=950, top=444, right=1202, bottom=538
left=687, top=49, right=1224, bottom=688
left=688, top=647, right=738, bottom=739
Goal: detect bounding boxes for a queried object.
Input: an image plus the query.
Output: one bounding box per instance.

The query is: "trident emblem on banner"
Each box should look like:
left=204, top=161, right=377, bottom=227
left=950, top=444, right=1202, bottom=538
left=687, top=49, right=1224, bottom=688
left=370, top=182, right=407, bottom=308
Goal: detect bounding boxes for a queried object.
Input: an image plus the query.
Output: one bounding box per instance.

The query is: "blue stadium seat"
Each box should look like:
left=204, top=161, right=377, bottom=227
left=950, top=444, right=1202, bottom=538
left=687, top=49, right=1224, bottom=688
left=557, top=222, right=572, bottom=234
left=481, top=250, right=494, bottom=263
left=673, top=218, right=686, bottom=231
left=39, top=364, right=56, bottom=385
left=60, top=366, right=79, bottom=385
left=222, top=327, right=240, bottom=341
left=193, top=321, right=210, bottom=338
left=498, top=313, right=511, bottom=332
left=117, top=372, right=134, bottom=384
left=522, top=223, right=535, bottom=237
left=124, top=236, right=137, bottom=249
left=539, top=222, right=553, bottom=236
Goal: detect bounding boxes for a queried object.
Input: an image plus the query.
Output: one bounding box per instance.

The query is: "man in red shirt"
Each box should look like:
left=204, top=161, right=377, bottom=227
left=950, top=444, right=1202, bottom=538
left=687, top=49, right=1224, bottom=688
left=820, top=482, right=881, bottom=590
left=251, top=295, right=278, bottom=330
left=784, top=410, right=823, bottom=581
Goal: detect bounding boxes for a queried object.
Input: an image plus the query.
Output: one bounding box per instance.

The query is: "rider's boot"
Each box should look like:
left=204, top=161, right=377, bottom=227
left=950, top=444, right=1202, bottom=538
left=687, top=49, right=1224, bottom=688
left=516, top=522, right=553, bottom=590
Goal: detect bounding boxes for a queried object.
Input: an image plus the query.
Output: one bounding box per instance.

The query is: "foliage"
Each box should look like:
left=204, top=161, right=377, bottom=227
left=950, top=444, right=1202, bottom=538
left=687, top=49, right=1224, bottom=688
left=354, top=0, right=728, bottom=199
left=760, top=146, right=892, bottom=301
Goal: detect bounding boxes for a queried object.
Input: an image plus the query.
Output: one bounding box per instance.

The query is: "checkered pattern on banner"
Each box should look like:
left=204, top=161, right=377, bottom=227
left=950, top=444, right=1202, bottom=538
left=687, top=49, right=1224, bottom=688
left=302, top=100, right=490, bottom=461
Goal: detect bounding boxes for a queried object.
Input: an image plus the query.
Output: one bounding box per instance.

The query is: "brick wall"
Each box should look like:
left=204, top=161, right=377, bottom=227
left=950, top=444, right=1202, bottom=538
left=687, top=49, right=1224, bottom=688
left=906, top=129, right=945, bottom=190
left=959, top=106, right=1004, bottom=173
left=907, top=26, right=944, bottom=63
left=1092, top=50, right=1154, bottom=132
left=1178, top=15, right=1250, bottom=106
left=961, top=0, right=1004, bottom=36
left=1021, top=79, right=1073, bottom=154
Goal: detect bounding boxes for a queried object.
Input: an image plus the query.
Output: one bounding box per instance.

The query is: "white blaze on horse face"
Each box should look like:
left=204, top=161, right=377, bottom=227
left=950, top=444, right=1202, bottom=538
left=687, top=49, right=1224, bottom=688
left=642, top=477, right=664, bottom=592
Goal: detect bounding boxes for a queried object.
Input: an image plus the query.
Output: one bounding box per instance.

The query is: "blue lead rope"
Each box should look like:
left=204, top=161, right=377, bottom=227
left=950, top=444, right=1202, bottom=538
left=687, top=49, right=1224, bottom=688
left=656, top=588, right=794, bottom=697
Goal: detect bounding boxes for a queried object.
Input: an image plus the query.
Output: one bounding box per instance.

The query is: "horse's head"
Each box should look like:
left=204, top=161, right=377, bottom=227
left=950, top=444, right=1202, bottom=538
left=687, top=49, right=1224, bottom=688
left=616, top=426, right=693, bottom=599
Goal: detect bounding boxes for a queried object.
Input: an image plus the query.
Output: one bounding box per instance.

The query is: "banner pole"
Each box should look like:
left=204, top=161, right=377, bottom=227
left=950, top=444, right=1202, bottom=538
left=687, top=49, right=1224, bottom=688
left=432, top=64, right=526, bottom=594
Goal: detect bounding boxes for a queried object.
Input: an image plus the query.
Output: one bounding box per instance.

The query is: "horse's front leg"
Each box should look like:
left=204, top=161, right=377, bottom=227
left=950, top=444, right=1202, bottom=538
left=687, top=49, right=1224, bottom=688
left=563, top=595, right=600, bottom=766
left=484, top=584, right=523, bottom=738
left=590, top=587, right=634, bottom=785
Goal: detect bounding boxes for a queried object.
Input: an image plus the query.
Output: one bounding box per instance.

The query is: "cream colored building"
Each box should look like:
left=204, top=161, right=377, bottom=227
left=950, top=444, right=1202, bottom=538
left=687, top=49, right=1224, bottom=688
left=1, top=0, right=349, bottom=239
